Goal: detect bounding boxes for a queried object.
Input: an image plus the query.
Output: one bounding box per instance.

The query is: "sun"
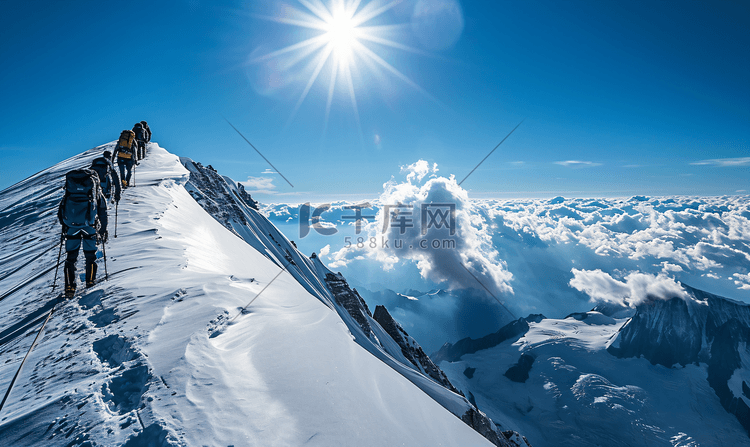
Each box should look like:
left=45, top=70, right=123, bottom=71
left=325, top=8, right=358, bottom=61
left=253, top=0, right=430, bottom=131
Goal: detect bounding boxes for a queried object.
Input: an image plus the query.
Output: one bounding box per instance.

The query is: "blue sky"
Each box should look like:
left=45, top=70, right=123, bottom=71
left=1, top=0, right=747, bottom=201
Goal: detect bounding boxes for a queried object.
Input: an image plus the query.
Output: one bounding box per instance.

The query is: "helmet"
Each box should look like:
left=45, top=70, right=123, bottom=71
left=134, top=122, right=143, bottom=128
left=140, top=120, right=147, bottom=125
left=103, top=150, right=112, bottom=159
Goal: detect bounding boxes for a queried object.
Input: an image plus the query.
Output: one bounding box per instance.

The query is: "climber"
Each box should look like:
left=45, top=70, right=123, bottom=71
left=90, top=150, right=121, bottom=203
left=58, top=169, right=108, bottom=297
left=112, top=129, right=137, bottom=187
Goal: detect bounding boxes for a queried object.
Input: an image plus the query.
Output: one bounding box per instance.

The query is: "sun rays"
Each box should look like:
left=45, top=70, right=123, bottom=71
left=252, top=0, right=430, bottom=132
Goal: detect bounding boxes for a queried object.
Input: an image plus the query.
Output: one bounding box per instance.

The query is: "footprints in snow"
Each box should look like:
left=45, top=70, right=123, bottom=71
left=122, top=423, right=172, bottom=447
left=92, top=333, right=148, bottom=416
left=89, top=319, right=175, bottom=444
left=207, top=311, right=231, bottom=339
left=101, top=364, right=150, bottom=414
left=76, top=288, right=170, bottom=443
left=92, top=334, right=136, bottom=367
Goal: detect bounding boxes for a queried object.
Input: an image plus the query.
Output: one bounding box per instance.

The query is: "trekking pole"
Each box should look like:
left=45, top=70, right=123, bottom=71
left=51, top=233, right=64, bottom=292
left=102, top=238, right=109, bottom=280
left=114, top=201, right=119, bottom=238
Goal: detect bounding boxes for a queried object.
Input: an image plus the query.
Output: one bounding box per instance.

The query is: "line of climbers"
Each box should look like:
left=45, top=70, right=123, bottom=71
left=57, top=121, right=152, bottom=298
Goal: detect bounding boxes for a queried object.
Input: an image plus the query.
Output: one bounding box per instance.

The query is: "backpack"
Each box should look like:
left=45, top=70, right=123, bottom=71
left=90, top=158, right=112, bottom=197
left=117, top=130, right=135, bottom=152
left=133, top=125, right=146, bottom=141
left=61, top=169, right=101, bottom=228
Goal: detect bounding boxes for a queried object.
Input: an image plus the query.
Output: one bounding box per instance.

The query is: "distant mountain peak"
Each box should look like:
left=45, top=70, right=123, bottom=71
left=608, top=284, right=750, bottom=436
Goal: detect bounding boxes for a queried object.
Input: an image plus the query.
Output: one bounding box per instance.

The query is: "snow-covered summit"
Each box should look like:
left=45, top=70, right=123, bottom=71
left=0, top=143, right=527, bottom=446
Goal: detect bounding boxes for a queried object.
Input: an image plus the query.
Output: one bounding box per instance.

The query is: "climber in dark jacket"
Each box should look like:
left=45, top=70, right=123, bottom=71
left=90, top=150, right=121, bottom=203
left=140, top=120, right=151, bottom=143
left=58, top=171, right=109, bottom=297
left=133, top=123, right=147, bottom=160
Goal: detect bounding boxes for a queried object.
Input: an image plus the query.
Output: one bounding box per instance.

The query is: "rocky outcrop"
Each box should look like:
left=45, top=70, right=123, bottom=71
left=432, top=314, right=545, bottom=363
left=181, top=159, right=258, bottom=236
left=504, top=353, right=535, bottom=383
left=322, top=272, right=373, bottom=336
left=373, top=305, right=534, bottom=446
left=373, top=305, right=459, bottom=394
left=234, top=182, right=259, bottom=210
left=461, top=408, right=533, bottom=447
left=502, top=430, right=534, bottom=447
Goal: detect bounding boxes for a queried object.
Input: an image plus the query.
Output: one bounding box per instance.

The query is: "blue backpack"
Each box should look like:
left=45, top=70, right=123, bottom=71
left=61, top=169, right=101, bottom=228
left=90, top=158, right=112, bottom=198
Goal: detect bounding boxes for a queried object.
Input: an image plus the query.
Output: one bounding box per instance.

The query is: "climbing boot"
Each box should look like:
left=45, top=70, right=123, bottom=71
left=85, top=261, right=97, bottom=288
left=64, top=264, right=76, bottom=298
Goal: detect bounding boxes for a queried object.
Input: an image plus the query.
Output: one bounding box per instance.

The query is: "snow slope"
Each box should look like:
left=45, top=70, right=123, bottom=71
left=0, top=143, right=499, bottom=446
left=179, top=157, right=524, bottom=446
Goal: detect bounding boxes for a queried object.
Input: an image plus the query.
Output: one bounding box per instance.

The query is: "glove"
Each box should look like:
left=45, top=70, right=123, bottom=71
left=62, top=224, right=69, bottom=234
left=114, top=193, right=121, bottom=203
left=100, top=230, right=109, bottom=244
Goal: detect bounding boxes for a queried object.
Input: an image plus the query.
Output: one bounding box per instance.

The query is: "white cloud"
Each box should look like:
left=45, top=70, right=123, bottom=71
left=661, top=262, right=683, bottom=273
left=554, top=160, right=602, bottom=167
left=304, top=188, right=749, bottom=318
left=332, top=160, right=514, bottom=298
left=569, top=269, right=689, bottom=307
left=241, top=176, right=276, bottom=191
left=400, top=160, right=437, bottom=184
left=319, top=244, right=330, bottom=257
left=261, top=168, right=277, bottom=174
left=734, top=273, right=750, bottom=290
left=690, top=157, right=750, bottom=167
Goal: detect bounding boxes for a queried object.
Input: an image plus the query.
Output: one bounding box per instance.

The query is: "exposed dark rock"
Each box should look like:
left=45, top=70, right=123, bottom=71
left=373, top=305, right=460, bottom=394
left=608, top=284, right=750, bottom=437
left=706, top=318, right=750, bottom=437
left=565, top=311, right=589, bottom=321
left=432, top=314, right=545, bottom=363
left=461, top=407, right=513, bottom=447
left=323, top=272, right=372, bottom=336
left=467, top=391, right=477, bottom=407
left=235, top=182, right=259, bottom=210
left=181, top=158, right=258, bottom=237
left=591, top=301, right=633, bottom=318
left=502, top=430, right=534, bottom=447
left=504, top=354, right=535, bottom=383
left=743, top=381, right=750, bottom=400
left=464, top=366, right=476, bottom=379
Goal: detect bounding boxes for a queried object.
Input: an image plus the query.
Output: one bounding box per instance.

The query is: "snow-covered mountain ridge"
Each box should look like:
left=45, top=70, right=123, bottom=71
left=180, top=155, right=531, bottom=447
left=436, top=287, right=750, bottom=446
left=0, top=144, right=529, bottom=446
left=608, top=284, right=750, bottom=438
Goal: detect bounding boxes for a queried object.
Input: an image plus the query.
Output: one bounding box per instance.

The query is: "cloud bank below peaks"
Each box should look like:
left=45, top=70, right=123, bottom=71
left=570, top=268, right=689, bottom=307
left=333, top=160, right=514, bottom=298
